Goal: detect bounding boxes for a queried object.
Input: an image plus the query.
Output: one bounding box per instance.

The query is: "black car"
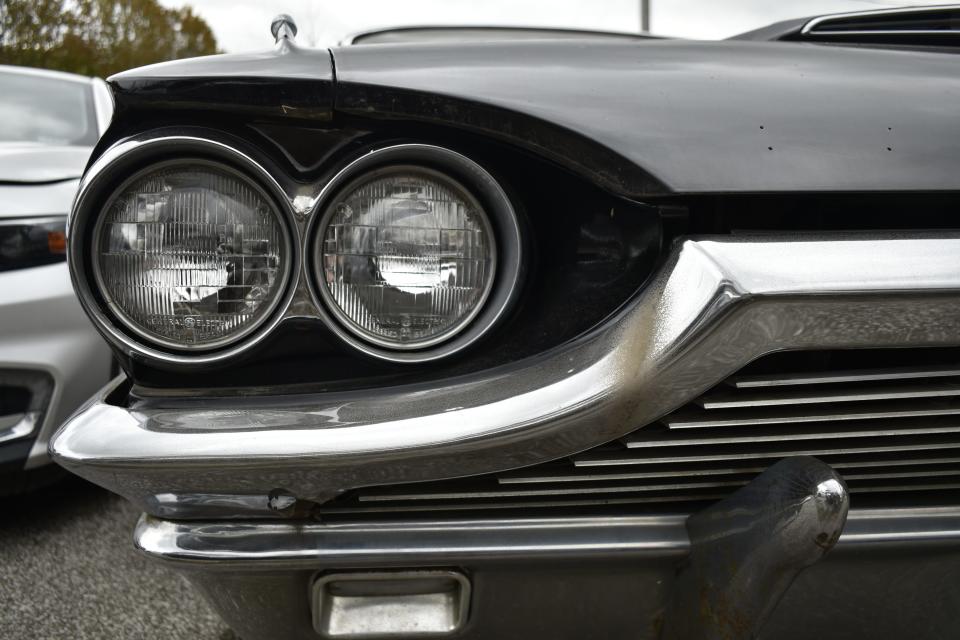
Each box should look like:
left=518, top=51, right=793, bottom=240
left=53, top=6, right=960, bottom=639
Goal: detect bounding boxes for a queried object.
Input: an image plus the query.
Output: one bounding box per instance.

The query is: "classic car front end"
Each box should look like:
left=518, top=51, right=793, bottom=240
left=52, top=8, right=960, bottom=639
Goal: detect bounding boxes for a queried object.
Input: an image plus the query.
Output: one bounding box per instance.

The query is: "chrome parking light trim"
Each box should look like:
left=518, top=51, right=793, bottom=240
left=52, top=234, right=960, bottom=516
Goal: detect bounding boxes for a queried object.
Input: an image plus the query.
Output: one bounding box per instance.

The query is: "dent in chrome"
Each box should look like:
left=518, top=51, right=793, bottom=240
left=52, top=234, right=960, bottom=516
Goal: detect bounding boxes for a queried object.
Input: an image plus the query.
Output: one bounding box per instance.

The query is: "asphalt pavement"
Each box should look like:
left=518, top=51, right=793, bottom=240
left=1, top=476, right=236, bottom=639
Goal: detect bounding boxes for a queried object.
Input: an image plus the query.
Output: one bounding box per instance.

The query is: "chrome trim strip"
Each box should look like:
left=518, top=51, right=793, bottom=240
left=732, top=365, right=960, bottom=388
left=575, top=440, right=960, bottom=467
left=52, top=234, right=960, bottom=516
left=501, top=458, right=960, bottom=484
left=800, top=5, right=960, bottom=36
left=807, top=29, right=959, bottom=36
left=0, top=215, right=67, bottom=227
left=698, top=381, right=960, bottom=409
left=134, top=506, right=960, bottom=568
left=625, top=421, right=960, bottom=448
left=665, top=402, right=960, bottom=428
left=135, top=514, right=690, bottom=566
left=91, top=77, right=114, bottom=136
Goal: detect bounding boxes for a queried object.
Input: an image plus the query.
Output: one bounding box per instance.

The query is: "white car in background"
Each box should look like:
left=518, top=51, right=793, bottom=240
left=0, top=65, right=113, bottom=492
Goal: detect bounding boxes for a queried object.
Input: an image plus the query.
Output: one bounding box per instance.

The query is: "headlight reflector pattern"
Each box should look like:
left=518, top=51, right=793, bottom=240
left=94, top=163, right=287, bottom=349
left=317, top=167, right=496, bottom=349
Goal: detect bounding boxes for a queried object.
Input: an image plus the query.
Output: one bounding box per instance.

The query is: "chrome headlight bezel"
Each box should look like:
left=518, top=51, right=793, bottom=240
left=69, top=134, right=299, bottom=366
left=308, top=144, right=523, bottom=363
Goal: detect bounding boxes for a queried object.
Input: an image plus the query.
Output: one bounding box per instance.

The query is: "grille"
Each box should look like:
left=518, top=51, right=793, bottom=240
left=320, top=349, right=960, bottom=517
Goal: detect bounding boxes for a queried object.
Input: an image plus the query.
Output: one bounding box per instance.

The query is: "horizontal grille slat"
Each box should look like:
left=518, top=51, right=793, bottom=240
left=323, top=350, right=960, bottom=516
left=319, top=493, right=729, bottom=515
left=664, top=400, right=960, bottom=429
left=698, top=381, right=960, bottom=409
left=499, top=460, right=960, bottom=485
left=574, top=438, right=960, bottom=467
left=623, top=418, right=960, bottom=448
left=358, top=469, right=960, bottom=504
left=358, top=479, right=750, bottom=502
left=731, top=365, right=960, bottom=388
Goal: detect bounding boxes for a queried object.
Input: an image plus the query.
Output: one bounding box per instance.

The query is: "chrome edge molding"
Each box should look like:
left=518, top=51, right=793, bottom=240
left=801, top=5, right=957, bottom=36
left=134, top=506, right=960, bottom=567
left=52, top=234, right=960, bottom=516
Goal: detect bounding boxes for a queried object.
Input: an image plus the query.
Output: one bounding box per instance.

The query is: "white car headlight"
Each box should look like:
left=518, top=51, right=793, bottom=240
left=92, top=161, right=289, bottom=350
left=315, top=166, right=496, bottom=350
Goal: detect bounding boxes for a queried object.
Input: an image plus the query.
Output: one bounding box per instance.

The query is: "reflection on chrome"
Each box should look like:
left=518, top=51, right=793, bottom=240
left=52, top=234, right=960, bottom=517
left=662, top=456, right=849, bottom=640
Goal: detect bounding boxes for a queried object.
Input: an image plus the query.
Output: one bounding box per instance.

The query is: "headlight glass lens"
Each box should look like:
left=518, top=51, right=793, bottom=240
left=318, top=168, right=495, bottom=349
left=95, top=163, right=287, bottom=349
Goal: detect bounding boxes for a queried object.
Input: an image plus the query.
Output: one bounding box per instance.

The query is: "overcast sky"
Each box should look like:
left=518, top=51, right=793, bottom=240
left=157, top=0, right=957, bottom=52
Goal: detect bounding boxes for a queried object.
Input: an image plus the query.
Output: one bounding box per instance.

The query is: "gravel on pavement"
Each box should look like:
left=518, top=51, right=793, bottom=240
left=1, top=476, right=236, bottom=639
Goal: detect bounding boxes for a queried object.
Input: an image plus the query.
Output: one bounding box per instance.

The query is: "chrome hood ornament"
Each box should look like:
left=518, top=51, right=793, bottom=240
left=271, top=14, right=298, bottom=43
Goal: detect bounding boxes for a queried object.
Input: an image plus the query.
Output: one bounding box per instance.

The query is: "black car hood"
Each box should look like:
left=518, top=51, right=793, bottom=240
left=107, top=38, right=960, bottom=196
left=332, top=39, right=960, bottom=195
left=0, top=143, right=91, bottom=184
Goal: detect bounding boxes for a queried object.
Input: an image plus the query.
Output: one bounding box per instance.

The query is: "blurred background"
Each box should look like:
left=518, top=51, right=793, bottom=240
left=0, top=1, right=956, bottom=638
left=4, top=0, right=960, bottom=74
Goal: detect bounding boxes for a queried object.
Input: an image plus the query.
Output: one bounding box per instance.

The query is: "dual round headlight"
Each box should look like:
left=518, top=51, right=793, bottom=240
left=314, top=166, right=496, bottom=350
left=81, top=141, right=518, bottom=363
left=94, top=162, right=288, bottom=350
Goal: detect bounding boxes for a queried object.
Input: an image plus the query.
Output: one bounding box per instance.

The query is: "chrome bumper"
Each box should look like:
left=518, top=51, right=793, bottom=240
left=135, top=506, right=960, bottom=640
left=50, top=234, right=960, bottom=639
left=51, top=235, right=960, bottom=517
